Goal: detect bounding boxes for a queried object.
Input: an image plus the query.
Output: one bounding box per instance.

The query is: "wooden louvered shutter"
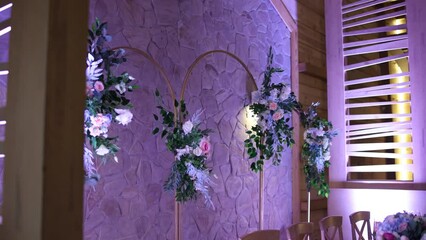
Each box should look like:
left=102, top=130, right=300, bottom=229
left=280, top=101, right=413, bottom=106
left=326, top=0, right=426, bottom=183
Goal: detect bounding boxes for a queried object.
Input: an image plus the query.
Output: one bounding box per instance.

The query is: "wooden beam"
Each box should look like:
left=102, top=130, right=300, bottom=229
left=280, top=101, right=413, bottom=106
left=2, top=0, right=88, bottom=239
left=330, top=181, right=426, bottom=190
left=299, top=62, right=326, bottom=80
left=407, top=0, right=426, bottom=183
left=325, top=0, right=346, bottom=182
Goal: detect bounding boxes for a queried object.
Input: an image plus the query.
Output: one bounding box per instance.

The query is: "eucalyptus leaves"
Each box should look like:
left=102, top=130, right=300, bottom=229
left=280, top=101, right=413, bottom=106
left=153, top=90, right=214, bottom=207
left=84, top=19, right=138, bottom=183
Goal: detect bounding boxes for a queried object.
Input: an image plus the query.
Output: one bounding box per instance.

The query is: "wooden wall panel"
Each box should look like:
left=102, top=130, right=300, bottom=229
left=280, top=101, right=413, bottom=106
left=297, top=0, right=328, bottom=238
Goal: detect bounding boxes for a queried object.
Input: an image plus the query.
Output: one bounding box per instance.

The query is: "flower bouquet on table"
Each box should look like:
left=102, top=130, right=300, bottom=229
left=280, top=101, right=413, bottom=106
left=300, top=102, right=337, bottom=198
left=153, top=90, right=214, bottom=208
left=84, top=19, right=138, bottom=184
left=375, top=212, right=426, bottom=240
left=245, top=48, right=301, bottom=172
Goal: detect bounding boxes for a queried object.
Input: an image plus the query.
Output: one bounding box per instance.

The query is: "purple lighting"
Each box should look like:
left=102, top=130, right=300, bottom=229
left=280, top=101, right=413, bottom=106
left=0, top=3, right=12, bottom=13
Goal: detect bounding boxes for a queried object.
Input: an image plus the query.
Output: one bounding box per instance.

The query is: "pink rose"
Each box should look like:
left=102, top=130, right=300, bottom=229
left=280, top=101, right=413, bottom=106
left=272, top=111, right=284, bottom=121
left=199, top=137, right=211, bottom=154
left=383, top=233, right=395, bottom=240
left=269, top=102, right=278, bottom=111
left=94, top=81, right=104, bottom=92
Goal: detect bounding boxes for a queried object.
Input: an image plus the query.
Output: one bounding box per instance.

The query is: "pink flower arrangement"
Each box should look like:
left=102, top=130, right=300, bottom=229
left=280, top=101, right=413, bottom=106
left=269, top=101, right=278, bottom=111
left=375, top=212, right=426, bottom=240
left=84, top=20, right=138, bottom=184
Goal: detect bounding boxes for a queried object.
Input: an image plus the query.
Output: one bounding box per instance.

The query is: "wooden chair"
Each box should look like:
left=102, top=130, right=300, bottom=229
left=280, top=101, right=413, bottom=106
left=319, top=216, right=343, bottom=240
left=286, top=222, right=314, bottom=240
left=241, top=229, right=280, bottom=240
left=349, top=211, right=372, bottom=240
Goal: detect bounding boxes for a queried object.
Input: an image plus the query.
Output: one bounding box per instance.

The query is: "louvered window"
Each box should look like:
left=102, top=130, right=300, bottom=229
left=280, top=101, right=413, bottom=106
left=327, top=0, right=421, bottom=182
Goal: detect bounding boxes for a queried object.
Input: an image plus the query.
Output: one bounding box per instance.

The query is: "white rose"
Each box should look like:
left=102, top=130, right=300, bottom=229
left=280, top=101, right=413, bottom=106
left=193, top=147, right=203, bottom=156
left=324, top=151, right=331, bottom=161
left=176, top=145, right=192, bottom=160
left=96, top=145, right=109, bottom=156
left=323, top=138, right=329, bottom=148
left=115, top=109, right=133, bottom=126
left=182, top=120, right=193, bottom=134
left=270, top=88, right=280, bottom=100
left=115, top=82, right=127, bottom=94
left=279, top=86, right=291, bottom=101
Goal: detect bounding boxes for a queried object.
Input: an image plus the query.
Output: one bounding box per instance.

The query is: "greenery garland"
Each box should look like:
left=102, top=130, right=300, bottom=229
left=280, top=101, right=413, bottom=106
left=300, top=102, right=337, bottom=198
left=244, top=48, right=337, bottom=198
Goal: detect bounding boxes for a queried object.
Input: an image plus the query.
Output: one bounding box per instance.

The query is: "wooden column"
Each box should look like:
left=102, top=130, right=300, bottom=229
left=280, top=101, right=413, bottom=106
left=324, top=0, right=346, bottom=182
left=406, top=0, right=426, bottom=183
left=2, top=0, right=88, bottom=239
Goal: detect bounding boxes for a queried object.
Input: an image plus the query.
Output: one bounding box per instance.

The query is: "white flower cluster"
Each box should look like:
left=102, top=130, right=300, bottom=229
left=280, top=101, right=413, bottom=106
left=254, top=85, right=291, bottom=151
left=185, top=162, right=214, bottom=209
left=303, top=126, right=333, bottom=172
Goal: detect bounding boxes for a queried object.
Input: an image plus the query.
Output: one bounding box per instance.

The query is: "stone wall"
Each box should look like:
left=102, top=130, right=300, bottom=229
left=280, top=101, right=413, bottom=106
left=86, top=0, right=292, bottom=239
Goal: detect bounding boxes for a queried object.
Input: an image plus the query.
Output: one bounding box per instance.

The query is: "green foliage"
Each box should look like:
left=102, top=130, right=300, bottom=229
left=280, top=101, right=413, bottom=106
left=244, top=47, right=301, bottom=172
left=153, top=90, right=212, bottom=203
left=84, top=19, right=137, bottom=181
left=300, top=103, right=337, bottom=198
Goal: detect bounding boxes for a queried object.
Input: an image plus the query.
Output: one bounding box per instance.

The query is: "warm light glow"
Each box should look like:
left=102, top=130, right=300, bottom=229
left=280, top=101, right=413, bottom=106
left=0, top=154, right=4, bottom=158
left=0, top=3, right=12, bottom=13
left=0, top=70, right=9, bottom=75
left=244, top=106, right=258, bottom=130
left=388, top=18, right=412, bottom=180
left=0, top=26, right=11, bottom=37
left=0, top=120, right=6, bottom=125
left=388, top=18, right=407, bottom=35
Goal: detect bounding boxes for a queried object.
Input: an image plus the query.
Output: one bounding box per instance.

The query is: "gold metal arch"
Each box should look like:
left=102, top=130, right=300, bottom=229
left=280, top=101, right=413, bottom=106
left=112, top=46, right=178, bottom=119
left=179, top=50, right=258, bottom=102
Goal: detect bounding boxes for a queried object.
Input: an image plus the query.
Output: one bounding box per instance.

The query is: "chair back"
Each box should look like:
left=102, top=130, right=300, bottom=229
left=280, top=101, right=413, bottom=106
left=286, top=222, right=314, bottom=240
left=241, top=229, right=280, bottom=240
left=319, top=215, right=343, bottom=240
left=349, top=211, right=372, bottom=240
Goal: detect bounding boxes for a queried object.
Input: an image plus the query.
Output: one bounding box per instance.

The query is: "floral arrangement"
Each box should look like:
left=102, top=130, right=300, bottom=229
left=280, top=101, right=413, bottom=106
left=375, top=212, right=426, bottom=240
left=300, top=102, right=337, bottom=198
left=245, top=48, right=301, bottom=172
left=84, top=19, right=138, bottom=183
left=153, top=90, right=214, bottom=208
